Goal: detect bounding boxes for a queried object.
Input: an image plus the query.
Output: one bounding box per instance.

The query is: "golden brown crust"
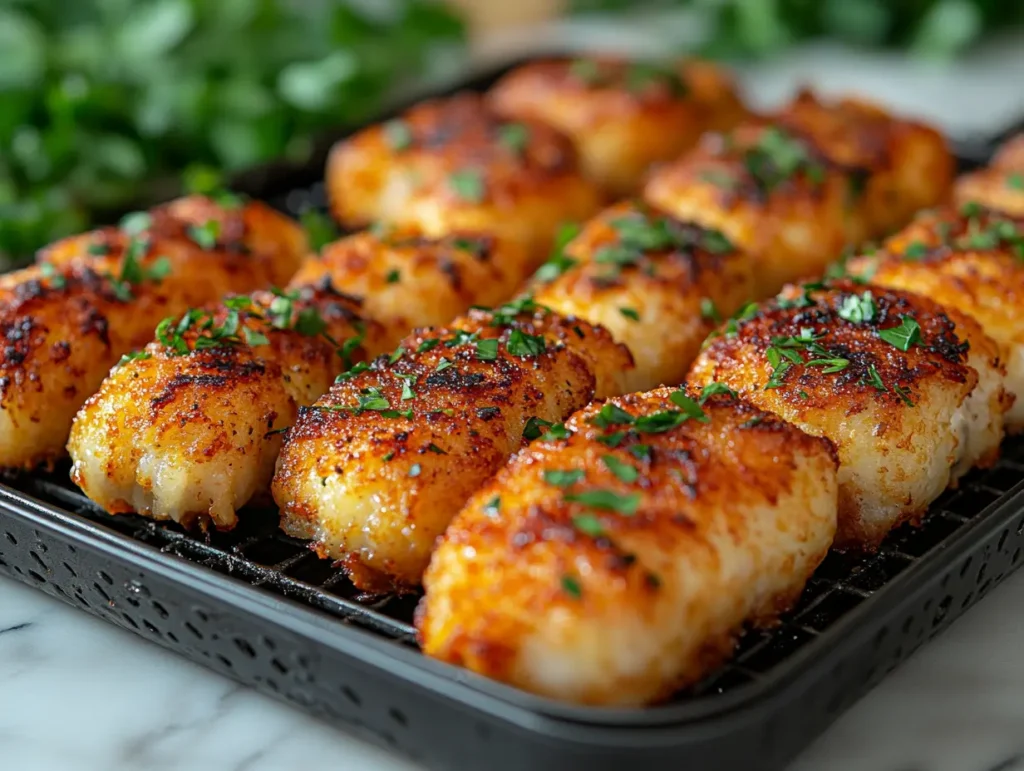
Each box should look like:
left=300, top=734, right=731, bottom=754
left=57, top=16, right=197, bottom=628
left=644, top=90, right=953, bottom=296
left=289, top=229, right=532, bottom=352
left=688, top=279, right=999, bottom=546
left=0, top=196, right=306, bottom=470
left=533, top=200, right=754, bottom=392
left=272, top=303, right=633, bottom=590
left=488, top=57, right=747, bottom=195
left=849, top=203, right=1024, bottom=429
left=418, top=386, right=838, bottom=705
left=67, top=283, right=377, bottom=529
left=325, top=93, right=603, bottom=266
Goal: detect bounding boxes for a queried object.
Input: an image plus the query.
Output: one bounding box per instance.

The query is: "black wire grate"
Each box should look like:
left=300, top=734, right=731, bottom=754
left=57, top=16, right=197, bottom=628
left=8, top=434, right=1023, bottom=705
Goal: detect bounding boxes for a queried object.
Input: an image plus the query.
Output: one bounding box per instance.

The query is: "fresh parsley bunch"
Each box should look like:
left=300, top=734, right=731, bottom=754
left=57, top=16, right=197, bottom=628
left=0, top=0, right=464, bottom=266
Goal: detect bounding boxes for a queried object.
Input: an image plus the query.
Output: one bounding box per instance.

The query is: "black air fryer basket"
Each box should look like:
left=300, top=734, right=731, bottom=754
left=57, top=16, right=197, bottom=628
left=1, top=58, right=1023, bottom=771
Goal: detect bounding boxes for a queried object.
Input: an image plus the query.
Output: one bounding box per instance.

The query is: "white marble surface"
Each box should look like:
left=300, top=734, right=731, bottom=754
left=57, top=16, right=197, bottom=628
left=4, top=30, right=1024, bottom=771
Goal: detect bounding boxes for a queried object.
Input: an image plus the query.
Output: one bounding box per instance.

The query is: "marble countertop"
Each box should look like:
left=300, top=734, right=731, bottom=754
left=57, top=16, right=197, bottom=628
left=3, top=31, right=1024, bottom=771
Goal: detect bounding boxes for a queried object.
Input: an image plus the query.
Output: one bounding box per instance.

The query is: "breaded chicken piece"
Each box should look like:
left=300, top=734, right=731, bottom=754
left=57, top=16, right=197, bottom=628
left=68, top=286, right=378, bottom=529
left=271, top=302, right=633, bottom=591
left=488, top=57, right=746, bottom=196
left=689, top=280, right=1007, bottom=548
left=645, top=92, right=953, bottom=296
left=778, top=90, right=953, bottom=238
left=532, top=200, right=753, bottom=393
left=848, top=203, right=1024, bottom=430
left=325, top=93, right=603, bottom=267
left=0, top=197, right=305, bottom=470
left=289, top=229, right=532, bottom=350
left=418, top=387, right=839, bottom=706
left=955, top=136, right=1024, bottom=216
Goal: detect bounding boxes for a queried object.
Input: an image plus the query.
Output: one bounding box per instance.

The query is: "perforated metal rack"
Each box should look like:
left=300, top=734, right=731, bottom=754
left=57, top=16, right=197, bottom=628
left=1, top=59, right=1024, bottom=771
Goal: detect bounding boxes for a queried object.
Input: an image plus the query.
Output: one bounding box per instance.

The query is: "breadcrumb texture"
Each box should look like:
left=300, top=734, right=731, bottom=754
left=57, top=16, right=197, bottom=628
left=488, top=56, right=746, bottom=196
left=418, top=388, right=838, bottom=706
left=0, top=196, right=305, bottom=470
left=326, top=93, right=602, bottom=266
left=689, top=280, right=1006, bottom=547
left=272, top=307, right=632, bottom=591
left=534, top=200, right=753, bottom=393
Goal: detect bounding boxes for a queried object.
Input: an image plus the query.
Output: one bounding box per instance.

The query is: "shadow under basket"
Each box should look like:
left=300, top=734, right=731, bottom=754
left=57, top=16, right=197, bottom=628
left=3, top=57, right=1024, bottom=771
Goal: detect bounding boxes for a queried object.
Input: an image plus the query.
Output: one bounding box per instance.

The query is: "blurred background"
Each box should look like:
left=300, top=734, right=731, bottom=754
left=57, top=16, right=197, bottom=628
left=2, top=0, right=1024, bottom=267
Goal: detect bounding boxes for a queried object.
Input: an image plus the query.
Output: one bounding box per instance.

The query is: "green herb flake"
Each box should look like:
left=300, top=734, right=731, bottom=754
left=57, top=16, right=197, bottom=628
left=601, top=455, right=638, bottom=483
left=187, top=219, right=221, bottom=250
left=565, top=489, right=641, bottom=516
left=619, top=307, right=640, bottom=321
left=426, top=442, right=446, bottom=455
left=385, top=268, right=401, bottom=284
left=668, top=390, right=709, bottom=422
left=39, top=262, right=66, bottom=289
left=117, top=350, right=151, bottom=367
left=700, top=297, right=722, bottom=323
left=417, top=338, right=440, bottom=353
left=383, top=119, right=413, bottom=151
left=335, top=361, right=369, bottom=383
left=865, top=364, right=886, bottom=391
left=560, top=574, right=583, bottom=599
left=497, top=122, right=530, bottom=156
left=540, top=423, right=571, bottom=442
left=506, top=329, right=546, bottom=358
left=894, top=383, right=915, bottom=406
left=628, top=444, right=651, bottom=461
left=904, top=241, right=929, bottom=260
left=571, top=513, right=605, bottom=537
left=699, top=381, right=737, bottom=403
left=837, top=291, right=876, bottom=324
left=523, top=416, right=554, bottom=441
left=543, top=469, right=585, bottom=488
left=878, top=316, right=921, bottom=351
left=119, top=211, right=152, bottom=236
left=242, top=327, right=270, bottom=347
left=448, top=169, right=485, bottom=203
left=389, top=346, right=406, bottom=365
left=483, top=496, right=501, bottom=517
left=475, top=337, right=499, bottom=361
left=534, top=223, right=581, bottom=283
left=1008, top=173, right=1024, bottom=191
left=590, top=403, right=635, bottom=429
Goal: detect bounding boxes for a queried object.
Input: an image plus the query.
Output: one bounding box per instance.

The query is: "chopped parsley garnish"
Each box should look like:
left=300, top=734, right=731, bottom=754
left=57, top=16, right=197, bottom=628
left=893, top=383, right=915, bottom=406
left=117, top=350, right=151, bottom=367
left=628, top=444, right=651, bottom=461
left=837, top=291, right=876, bottom=324
left=383, top=119, right=413, bottom=151
left=743, top=127, right=825, bottom=193
left=483, top=496, right=501, bottom=517
left=619, top=307, right=640, bottom=321
left=506, top=329, right=546, bottom=358
left=601, top=455, right=638, bottom=483
left=865, top=364, right=886, bottom=391
left=701, top=230, right=734, bottom=254
left=435, top=358, right=453, bottom=372
left=878, top=316, right=921, bottom=351
left=668, top=390, right=709, bottom=422
left=187, top=219, right=221, bottom=250
left=596, top=431, right=628, bottom=448
left=571, top=513, right=605, bottom=537
left=904, top=240, right=929, bottom=259
left=700, top=169, right=738, bottom=191
left=87, top=241, right=110, bottom=256
left=523, top=416, right=555, bottom=441
left=534, top=222, right=581, bottom=283
left=544, top=469, right=585, bottom=488
left=590, top=403, right=635, bottom=429
left=389, top=347, right=406, bottom=365
left=1008, top=173, right=1024, bottom=191
left=39, top=262, right=65, bottom=289
left=569, top=58, right=601, bottom=85
left=560, top=574, right=583, bottom=599
left=426, top=442, right=446, bottom=454
left=417, top=338, right=440, bottom=353
left=699, top=381, right=737, bottom=403
left=340, top=322, right=366, bottom=369
left=119, top=211, right=152, bottom=236
left=497, top=122, right=530, bottom=156
left=475, top=338, right=499, bottom=361
left=448, top=169, right=485, bottom=203
left=242, top=327, right=269, bottom=346
left=565, top=489, right=641, bottom=516
left=399, top=376, right=416, bottom=401
left=540, top=423, right=571, bottom=441
left=385, top=269, right=401, bottom=284
left=700, top=297, right=721, bottom=323
left=624, top=61, right=687, bottom=96
left=335, top=361, right=369, bottom=382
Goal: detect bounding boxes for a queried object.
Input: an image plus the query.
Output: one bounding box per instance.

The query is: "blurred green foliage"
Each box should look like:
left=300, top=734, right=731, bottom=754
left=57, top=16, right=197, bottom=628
left=0, top=0, right=464, bottom=264
left=571, top=0, right=1024, bottom=59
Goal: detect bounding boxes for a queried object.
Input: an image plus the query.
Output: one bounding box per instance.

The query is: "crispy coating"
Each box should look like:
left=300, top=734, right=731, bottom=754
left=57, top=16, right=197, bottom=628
left=849, top=204, right=1024, bottom=430
left=325, top=93, right=603, bottom=267
left=488, top=57, right=746, bottom=196
left=271, top=306, right=633, bottom=591
left=955, top=138, right=1024, bottom=216
left=688, top=280, right=1007, bottom=548
left=778, top=90, right=954, bottom=238
left=645, top=91, right=953, bottom=296
left=0, top=197, right=305, bottom=470
left=533, top=200, right=754, bottom=393
left=417, top=388, right=839, bottom=706
left=68, top=286, right=377, bottom=529
left=289, top=229, right=532, bottom=351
